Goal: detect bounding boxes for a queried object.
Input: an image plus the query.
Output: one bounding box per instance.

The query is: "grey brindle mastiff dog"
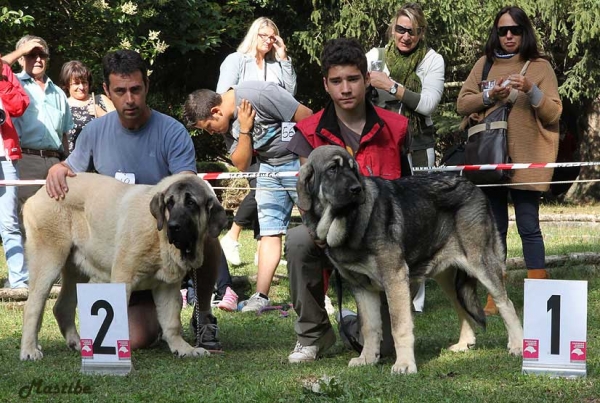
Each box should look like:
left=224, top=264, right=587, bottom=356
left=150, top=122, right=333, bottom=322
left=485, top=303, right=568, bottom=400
left=20, top=173, right=227, bottom=361
left=296, top=146, right=523, bottom=374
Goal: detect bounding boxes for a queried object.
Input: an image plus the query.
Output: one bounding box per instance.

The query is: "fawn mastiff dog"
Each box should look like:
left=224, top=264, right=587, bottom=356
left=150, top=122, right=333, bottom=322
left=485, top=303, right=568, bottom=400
left=296, top=146, right=523, bottom=374
left=20, top=173, right=227, bottom=360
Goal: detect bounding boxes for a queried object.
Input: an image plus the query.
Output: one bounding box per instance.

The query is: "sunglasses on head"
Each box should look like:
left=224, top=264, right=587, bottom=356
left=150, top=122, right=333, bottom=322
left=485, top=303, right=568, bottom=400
left=497, top=25, right=524, bottom=37
left=394, top=24, right=422, bottom=36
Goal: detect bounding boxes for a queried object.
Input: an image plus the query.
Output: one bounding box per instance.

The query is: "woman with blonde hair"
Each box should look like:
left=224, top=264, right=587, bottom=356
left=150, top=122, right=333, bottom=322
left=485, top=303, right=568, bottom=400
left=216, top=17, right=297, bottom=301
left=216, top=17, right=296, bottom=94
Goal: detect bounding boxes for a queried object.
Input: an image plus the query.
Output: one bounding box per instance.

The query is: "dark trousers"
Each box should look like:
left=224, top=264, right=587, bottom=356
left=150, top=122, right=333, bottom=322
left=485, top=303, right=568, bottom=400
left=285, top=224, right=393, bottom=354
left=482, top=187, right=545, bottom=269
left=233, top=162, right=260, bottom=239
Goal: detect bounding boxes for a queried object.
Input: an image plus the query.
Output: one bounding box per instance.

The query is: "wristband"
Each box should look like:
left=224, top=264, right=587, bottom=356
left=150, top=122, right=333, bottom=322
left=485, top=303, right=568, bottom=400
left=239, top=131, right=251, bottom=135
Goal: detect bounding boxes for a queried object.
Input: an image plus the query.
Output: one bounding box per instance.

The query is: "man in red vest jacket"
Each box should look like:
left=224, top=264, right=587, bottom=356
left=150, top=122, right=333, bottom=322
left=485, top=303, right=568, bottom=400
left=286, top=38, right=409, bottom=363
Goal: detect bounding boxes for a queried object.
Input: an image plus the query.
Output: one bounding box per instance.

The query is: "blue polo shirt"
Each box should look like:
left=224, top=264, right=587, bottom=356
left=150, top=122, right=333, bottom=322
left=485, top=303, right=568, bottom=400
left=13, top=72, right=73, bottom=151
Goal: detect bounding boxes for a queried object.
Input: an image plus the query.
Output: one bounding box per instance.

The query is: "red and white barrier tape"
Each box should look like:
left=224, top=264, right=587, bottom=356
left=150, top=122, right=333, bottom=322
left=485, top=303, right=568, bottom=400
left=1, top=161, right=598, bottom=186
left=413, top=161, right=600, bottom=172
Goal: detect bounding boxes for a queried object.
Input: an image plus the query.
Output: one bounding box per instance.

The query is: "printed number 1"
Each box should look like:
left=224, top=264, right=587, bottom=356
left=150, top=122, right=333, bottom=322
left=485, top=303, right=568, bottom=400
left=547, top=294, right=561, bottom=355
left=91, top=299, right=116, bottom=355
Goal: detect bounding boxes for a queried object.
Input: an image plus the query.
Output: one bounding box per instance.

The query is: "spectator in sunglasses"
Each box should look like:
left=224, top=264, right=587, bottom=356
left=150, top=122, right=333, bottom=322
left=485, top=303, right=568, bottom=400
left=457, top=6, right=562, bottom=315
left=365, top=2, right=445, bottom=312
left=1, top=35, right=73, bottom=205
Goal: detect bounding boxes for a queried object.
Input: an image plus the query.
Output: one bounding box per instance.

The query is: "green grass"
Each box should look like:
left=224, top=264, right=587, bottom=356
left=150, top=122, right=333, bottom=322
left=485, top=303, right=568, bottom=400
left=1, top=205, right=599, bottom=402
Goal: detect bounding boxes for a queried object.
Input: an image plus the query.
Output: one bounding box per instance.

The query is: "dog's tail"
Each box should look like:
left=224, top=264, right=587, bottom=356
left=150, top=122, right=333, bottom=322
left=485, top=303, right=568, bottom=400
left=455, top=270, right=486, bottom=329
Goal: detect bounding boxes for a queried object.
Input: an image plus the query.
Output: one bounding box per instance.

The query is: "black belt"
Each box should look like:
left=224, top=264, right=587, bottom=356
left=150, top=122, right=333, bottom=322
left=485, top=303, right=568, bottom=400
left=21, top=148, right=62, bottom=159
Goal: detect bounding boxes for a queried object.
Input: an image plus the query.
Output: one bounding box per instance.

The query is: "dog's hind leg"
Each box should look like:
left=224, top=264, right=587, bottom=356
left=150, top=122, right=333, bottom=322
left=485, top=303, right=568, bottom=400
left=476, top=259, right=523, bottom=356
left=54, top=259, right=88, bottom=352
left=435, top=267, right=477, bottom=352
left=153, top=282, right=209, bottom=358
left=348, top=288, right=382, bottom=367
left=20, top=237, right=69, bottom=361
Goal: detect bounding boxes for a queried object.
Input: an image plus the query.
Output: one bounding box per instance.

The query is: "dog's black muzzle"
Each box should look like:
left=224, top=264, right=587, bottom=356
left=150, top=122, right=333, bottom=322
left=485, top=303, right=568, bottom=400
left=167, top=209, right=198, bottom=260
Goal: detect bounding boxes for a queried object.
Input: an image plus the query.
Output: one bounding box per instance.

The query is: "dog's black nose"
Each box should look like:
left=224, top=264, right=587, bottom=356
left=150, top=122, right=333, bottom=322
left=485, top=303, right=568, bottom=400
left=349, top=184, right=362, bottom=195
left=168, top=222, right=181, bottom=232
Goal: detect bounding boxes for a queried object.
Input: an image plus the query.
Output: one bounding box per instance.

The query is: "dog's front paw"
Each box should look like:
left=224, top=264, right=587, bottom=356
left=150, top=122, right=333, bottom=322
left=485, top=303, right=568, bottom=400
left=66, top=332, right=81, bottom=351
left=20, top=347, right=44, bottom=361
left=448, top=341, right=475, bottom=352
left=173, top=346, right=210, bottom=358
left=348, top=354, right=378, bottom=367
left=508, top=343, right=522, bottom=356
left=391, top=359, right=417, bottom=375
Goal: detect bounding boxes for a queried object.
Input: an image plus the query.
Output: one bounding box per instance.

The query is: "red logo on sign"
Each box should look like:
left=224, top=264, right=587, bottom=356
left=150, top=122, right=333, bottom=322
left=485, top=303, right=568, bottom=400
left=522, top=339, right=539, bottom=360
left=80, top=339, right=94, bottom=358
left=570, top=341, right=586, bottom=362
left=117, top=340, right=131, bottom=360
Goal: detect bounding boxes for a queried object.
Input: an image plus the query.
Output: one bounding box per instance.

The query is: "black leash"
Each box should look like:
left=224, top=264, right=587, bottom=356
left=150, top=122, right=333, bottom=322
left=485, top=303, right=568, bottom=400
left=328, top=250, right=363, bottom=354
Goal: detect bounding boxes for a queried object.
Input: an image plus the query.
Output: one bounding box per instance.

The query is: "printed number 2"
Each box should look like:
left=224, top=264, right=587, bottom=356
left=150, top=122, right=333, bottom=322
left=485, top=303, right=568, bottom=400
left=547, top=294, right=561, bottom=355
left=91, top=300, right=116, bottom=355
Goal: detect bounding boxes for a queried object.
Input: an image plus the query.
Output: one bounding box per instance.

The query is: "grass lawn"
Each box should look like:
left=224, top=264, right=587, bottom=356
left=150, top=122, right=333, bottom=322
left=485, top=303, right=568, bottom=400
left=0, top=204, right=599, bottom=402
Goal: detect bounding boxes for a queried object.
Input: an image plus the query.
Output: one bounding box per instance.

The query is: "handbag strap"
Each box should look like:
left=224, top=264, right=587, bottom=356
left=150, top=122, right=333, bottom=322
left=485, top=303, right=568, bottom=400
left=482, top=58, right=493, bottom=81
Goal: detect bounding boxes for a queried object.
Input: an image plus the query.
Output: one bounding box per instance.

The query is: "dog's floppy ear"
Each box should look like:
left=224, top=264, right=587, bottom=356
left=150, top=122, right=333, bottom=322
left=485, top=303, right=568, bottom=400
left=150, top=192, right=167, bottom=231
left=296, top=162, right=315, bottom=211
left=207, top=198, right=228, bottom=238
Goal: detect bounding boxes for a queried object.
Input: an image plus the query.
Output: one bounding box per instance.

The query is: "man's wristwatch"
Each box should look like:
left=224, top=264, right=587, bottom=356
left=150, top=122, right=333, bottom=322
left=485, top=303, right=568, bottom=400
left=389, top=82, right=399, bottom=95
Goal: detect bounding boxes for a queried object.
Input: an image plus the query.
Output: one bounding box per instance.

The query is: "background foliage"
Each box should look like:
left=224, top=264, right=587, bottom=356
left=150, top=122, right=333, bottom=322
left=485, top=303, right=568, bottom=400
left=1, top=0, right=599, bottom=198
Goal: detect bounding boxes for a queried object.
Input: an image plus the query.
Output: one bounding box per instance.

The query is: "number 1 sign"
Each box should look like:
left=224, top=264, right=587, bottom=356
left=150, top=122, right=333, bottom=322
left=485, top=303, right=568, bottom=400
left=522, top=279, right=587, bottom=378
left=77, top=283, right=132, bottom=375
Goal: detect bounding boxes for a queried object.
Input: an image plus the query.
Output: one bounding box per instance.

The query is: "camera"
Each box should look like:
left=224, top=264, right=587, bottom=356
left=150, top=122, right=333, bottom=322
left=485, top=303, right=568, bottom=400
left=0, top=108, right=5, bottom=125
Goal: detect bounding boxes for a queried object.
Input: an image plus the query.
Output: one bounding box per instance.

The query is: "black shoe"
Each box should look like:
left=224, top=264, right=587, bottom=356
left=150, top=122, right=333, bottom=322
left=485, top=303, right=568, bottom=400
left=190, top=311, right=222, bottom=351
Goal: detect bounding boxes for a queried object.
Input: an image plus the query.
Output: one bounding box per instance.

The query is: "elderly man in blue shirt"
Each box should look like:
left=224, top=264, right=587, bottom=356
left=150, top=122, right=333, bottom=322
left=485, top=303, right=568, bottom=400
left=2, top=35, right=73, bottom=204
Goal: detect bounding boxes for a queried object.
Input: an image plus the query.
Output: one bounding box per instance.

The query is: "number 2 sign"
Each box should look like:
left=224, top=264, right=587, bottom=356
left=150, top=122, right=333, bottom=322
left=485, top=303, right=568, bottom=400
left=77, top=283, right=132, bottom=375
left=522, top=279, right=587, bottom=378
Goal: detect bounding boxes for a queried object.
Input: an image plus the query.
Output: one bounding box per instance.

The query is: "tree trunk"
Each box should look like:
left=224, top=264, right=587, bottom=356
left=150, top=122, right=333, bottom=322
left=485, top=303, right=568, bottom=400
left=565, top=97, right=600, bottom=202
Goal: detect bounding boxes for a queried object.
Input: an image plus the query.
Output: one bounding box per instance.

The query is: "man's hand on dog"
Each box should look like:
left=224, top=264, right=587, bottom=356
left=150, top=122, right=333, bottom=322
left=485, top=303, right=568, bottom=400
left=46, top=162, right=77, bottom=200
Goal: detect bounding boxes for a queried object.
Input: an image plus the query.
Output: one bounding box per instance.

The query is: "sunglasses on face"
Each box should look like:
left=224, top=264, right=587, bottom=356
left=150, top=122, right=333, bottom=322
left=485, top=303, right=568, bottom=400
left=394, top=24, right=422, bottom=37
left=497, top=25, right=524, bottom=37
left=25, top=52, right=49, bottom=60
left=258, top=33, right=276, bottom=43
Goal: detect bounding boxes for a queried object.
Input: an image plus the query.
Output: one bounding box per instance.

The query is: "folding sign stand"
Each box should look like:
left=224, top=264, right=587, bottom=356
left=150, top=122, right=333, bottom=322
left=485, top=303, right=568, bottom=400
left=522, top=279, right=587, bottom=378
left=76, top=283, right=133, bottom=375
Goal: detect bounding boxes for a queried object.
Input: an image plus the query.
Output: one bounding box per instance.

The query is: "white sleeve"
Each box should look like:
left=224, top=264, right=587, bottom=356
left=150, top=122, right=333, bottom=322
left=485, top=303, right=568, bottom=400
left=415, top=50, right=445, bottom=117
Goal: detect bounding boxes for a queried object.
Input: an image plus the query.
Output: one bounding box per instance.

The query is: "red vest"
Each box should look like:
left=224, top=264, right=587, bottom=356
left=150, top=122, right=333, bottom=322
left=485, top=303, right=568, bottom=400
left=0, top=64, right=29, bottom=160
left=295, top=102, right=408, bottom=179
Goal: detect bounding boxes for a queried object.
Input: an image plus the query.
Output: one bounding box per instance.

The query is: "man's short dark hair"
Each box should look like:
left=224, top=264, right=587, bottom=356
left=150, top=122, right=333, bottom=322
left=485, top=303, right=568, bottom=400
left=320, top=38, right=367, bottom=78
left=182, top=89, right=223, bottom=128
left=102, top=49, right=148, bottom=87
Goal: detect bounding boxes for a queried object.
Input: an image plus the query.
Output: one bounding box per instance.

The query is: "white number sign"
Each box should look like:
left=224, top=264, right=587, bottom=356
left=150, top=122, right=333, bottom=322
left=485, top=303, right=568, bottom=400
left=522, top=279, right=587, bottom=378
left=77, top=283, right=132, bottom=375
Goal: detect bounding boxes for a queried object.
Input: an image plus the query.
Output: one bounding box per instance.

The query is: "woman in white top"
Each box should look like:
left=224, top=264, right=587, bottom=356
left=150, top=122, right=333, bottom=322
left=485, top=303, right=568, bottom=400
left=216, top=17, right=296, bottom=95
left=217, top=17, right=297, bottom=271
left=366, top=3, right=445, bottom=170
left=366, top=3, right=445, bottom=313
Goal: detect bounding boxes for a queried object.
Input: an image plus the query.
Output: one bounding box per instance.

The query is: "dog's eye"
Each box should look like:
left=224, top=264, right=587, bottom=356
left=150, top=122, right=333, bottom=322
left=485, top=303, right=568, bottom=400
left=186, top=199, right=196, bottom=207
left=166, top=198, right=175, bottom=209
left=327, top=165, right=337, bottom=174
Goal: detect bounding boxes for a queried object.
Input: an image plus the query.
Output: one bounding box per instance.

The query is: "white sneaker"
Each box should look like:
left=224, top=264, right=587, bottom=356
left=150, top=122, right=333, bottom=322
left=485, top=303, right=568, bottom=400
left=288, top=333, right=335, bottom=364
left=220, top=235, right=241, bottom=266
left=240, top=292, right=270, bottom=312
left=288, top=342, right=319, bottom=363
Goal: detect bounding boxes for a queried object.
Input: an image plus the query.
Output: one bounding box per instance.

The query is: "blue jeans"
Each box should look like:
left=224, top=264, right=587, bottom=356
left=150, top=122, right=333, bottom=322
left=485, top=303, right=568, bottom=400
left=0, top=159, right=28, bottom=288
left=256, top=159, right=299, bottom=236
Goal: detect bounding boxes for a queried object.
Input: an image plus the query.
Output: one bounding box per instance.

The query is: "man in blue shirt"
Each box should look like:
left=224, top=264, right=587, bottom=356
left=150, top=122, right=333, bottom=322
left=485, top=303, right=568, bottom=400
left=2, top=35, right=73, bottom=204
left=45, top=49, right=224, bottom=351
